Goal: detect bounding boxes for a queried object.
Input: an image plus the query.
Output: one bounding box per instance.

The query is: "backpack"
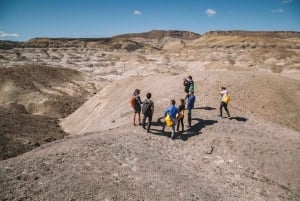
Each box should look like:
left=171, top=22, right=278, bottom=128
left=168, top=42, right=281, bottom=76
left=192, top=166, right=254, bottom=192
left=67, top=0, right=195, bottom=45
left=165, top=114, right=173, bottom=127
left=142, top=100, right=152, bottom=114
left=130, top=96, right=136, bottom=107
left=189, top=80, right=194, bottom=92
left=223, top=95, right=230, bottom=104
left=183, top=79, right=190, bottom=93
left=177, top=109, right=184, bottom=120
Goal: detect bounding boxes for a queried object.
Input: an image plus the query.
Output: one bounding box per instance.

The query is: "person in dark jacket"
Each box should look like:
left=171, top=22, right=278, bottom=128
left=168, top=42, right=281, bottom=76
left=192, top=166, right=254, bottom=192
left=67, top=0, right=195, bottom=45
left=177, top=98, right=185, bottom=132
left=142, top=93, right=154, bottom=132
left=186, top=91, right=196, bottom=127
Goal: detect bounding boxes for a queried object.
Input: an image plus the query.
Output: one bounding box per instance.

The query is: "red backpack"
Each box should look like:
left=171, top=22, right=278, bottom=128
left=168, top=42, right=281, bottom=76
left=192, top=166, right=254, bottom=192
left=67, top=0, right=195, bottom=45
left=130, top=96, right=136, bottom=107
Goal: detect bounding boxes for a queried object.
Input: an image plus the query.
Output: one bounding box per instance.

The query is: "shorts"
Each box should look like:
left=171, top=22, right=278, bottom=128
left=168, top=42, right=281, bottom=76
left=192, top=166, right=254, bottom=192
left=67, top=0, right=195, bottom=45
left=134, top=105, right=141, bottom=113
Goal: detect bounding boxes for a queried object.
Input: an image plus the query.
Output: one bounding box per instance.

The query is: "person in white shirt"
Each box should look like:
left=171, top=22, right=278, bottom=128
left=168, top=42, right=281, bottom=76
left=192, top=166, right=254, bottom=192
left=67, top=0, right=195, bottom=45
left=219, top=86, right=230, bottom=118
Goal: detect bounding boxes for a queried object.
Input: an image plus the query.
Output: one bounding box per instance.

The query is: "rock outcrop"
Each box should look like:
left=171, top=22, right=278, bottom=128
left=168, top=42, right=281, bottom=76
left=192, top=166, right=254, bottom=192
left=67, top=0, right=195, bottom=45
left=204, top=30, right=300, bottom=38
left=0, top=30, right=200, bottom=49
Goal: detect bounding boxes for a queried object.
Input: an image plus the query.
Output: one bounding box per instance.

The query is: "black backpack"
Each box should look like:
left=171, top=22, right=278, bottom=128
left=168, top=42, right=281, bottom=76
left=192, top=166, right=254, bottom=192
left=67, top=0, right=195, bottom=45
left=142, top=99, right=153, bottom=115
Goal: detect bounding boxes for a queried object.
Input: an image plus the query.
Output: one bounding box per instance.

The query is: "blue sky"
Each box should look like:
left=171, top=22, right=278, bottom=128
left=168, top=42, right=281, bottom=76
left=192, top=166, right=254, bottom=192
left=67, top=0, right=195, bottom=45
left=0, top=0, right=299, bottom=41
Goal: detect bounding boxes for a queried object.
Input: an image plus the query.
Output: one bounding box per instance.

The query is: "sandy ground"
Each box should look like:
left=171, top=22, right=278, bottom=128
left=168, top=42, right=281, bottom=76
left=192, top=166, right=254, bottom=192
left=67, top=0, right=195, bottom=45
left=0, top=32, right=300, bottom=200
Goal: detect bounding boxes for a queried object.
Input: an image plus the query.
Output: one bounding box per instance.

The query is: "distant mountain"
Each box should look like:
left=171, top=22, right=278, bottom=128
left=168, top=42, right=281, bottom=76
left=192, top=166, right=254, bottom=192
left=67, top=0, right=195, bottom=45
left=0, top=30, right=200, bottom=49
left=113, top=30, right=201, bottom=40
left=204, top=30, right=300, bottom=38
left=1, top=30, right=299, bottom=49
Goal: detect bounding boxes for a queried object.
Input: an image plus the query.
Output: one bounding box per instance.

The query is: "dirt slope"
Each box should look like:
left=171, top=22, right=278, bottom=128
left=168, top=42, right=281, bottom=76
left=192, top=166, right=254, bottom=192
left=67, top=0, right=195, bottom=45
left=61, top=69, right=300, bottom=134
left=2, top=67, right=299, bottom=200
left=1, top=90, right=299, bottom=200
left=0, top=65, right=96, bottom=160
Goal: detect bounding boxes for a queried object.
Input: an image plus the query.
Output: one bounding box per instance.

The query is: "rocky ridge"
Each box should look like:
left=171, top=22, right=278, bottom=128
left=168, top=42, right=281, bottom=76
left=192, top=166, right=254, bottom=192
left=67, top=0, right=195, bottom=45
left=205, top=30, right=300, bottom=38
left=1, top=30, right=299, bottom=78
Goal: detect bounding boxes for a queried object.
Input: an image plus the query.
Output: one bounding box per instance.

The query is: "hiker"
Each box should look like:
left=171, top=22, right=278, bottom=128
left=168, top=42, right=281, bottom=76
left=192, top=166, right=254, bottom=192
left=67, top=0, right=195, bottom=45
left=187, top=91, right=196, bottom=127
left=219, top=86, right=231, bottom=118
left=162, top=99, right=179, bottom=139
left=142, top=93, right=154, bottom=132
left=183, top=75, right=194, bottom=100
left=177, top=98, right=185, bottom=132
left=131, top=89, right=143, bottom=126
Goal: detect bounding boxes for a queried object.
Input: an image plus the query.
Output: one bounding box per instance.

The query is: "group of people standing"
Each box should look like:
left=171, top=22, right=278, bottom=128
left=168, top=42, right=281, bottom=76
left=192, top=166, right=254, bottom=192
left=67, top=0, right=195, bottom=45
left=131, top=75, right=230, bottom=139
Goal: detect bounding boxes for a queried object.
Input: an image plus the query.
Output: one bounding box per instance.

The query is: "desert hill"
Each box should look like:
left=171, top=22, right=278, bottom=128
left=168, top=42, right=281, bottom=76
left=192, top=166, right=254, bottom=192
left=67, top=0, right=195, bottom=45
left=0, top=30, right=300, bottom=200
left=1, top=30, right=299, bottom=79
left=0, top=65, right=99, bottom=160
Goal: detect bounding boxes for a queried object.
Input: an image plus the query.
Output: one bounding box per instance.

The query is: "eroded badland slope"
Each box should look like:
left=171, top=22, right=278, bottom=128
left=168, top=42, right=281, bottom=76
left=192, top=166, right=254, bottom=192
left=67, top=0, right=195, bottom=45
left=0, top=30, right=300, bottom=200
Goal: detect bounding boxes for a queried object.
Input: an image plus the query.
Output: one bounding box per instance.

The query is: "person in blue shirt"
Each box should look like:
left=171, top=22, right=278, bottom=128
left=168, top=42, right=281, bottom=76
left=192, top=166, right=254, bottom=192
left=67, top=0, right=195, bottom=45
left=162, top=99, right=179, bottom=139
left=187, top=91, right=196, bottom=127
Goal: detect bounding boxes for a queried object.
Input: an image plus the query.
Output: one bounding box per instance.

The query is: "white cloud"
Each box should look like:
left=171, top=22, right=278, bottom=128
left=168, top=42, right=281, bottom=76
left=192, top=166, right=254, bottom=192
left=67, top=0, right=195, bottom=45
left=205, top=9, right=216, bottom=17
left=0, top=31, right=19, bottom=38
left=133, top=10, right=141, bottom=16
left=282, top=0, right=293, bottom=4
left=272, top=9, right=284, bottom=13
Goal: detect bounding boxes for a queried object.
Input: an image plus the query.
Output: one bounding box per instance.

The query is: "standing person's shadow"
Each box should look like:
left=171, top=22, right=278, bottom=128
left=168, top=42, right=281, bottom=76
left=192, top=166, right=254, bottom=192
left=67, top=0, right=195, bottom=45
left=179, top=118, right=218, bottom=141
left=147, top=117, right=218, bottom=141
left=193, top=106, right=216, bottom=110
left=146, top=117, right=170, bottom=138
left=229, top=116, right=248, bottom=122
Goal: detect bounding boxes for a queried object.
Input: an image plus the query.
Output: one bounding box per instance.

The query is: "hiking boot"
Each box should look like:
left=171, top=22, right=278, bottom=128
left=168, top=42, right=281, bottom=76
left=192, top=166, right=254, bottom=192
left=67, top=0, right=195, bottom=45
left=171, top=133, right=176, bottom=140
